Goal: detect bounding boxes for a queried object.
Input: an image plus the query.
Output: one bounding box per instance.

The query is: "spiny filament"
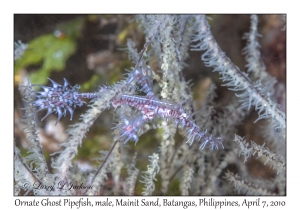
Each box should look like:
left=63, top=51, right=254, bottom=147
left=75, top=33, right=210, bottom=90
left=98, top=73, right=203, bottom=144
left=34, top=78, right=85, bottom=124
left=127, top=67, right=154, bottom=94
left=112, top=115, right=145, bottom=145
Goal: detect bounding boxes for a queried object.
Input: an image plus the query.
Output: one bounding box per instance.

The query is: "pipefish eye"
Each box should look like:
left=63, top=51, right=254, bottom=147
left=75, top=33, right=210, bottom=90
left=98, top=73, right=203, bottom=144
left=142, top=69, right=147, bottom=76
